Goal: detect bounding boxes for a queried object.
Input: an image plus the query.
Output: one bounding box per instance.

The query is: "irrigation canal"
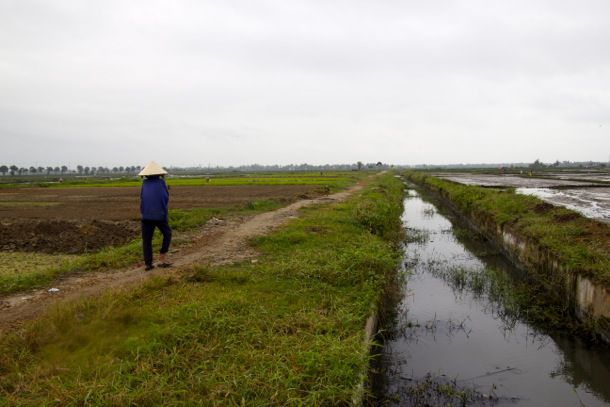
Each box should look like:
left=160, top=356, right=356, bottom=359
left=375, top=183, right=610, bottom=406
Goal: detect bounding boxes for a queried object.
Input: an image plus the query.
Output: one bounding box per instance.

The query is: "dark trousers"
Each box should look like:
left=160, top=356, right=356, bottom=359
left=141, top=219, right=172, bottom=266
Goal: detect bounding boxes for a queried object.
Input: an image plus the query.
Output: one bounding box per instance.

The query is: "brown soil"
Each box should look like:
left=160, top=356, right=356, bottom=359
left=0, top=185, right=325, bottom=220
left=0, top=219, right=138, bottom=253
left=553, top=212, right=581, bottom=222
left=534, top=202, right=554, bottom=214
left=0, top=185, right=323, bottom=254
left=0, top=184, right=362, bottom=334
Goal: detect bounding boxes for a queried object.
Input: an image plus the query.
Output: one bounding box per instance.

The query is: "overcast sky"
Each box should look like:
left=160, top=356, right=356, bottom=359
left=1, top=0, right=609, bottom=167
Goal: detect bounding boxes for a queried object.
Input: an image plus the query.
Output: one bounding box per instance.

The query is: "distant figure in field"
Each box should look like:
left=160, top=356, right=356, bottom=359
left=139, top=161, right=172, bottom=271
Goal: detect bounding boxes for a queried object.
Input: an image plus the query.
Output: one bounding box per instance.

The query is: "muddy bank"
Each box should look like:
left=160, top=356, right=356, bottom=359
left=406, top=172, right=610, bottom=343
left=0, top=219, right=139, bottom=254
left=516, top=187, right=610, bottom=225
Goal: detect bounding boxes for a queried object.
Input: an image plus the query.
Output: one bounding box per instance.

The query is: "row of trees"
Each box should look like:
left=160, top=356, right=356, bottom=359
left=0, top=165, right=143, bottom=176
left=0, top=162, right=391, bottom=176
left=529, top=159, right=608, bottom=170
left=413, top=160, right=608, bottom=170
left=170, top=162, right=389, bottom=174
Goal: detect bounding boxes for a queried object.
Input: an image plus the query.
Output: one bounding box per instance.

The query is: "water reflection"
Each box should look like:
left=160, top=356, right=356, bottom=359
left=378, top=186, right=610, bottom=406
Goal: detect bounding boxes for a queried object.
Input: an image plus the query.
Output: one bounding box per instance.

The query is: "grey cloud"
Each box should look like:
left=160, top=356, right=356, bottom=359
left=1, top=0, right=609, bottom=167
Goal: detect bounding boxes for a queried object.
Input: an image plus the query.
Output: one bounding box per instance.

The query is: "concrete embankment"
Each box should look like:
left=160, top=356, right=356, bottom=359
left=406, top=172, right=610, bottom=343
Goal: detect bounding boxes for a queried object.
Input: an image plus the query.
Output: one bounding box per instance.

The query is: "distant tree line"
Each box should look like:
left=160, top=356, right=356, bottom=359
left=528, top=159, right=607, bottom=170
left=411, top=160, right=608, bottom=170
left=168, top=162, right=390, bottom=174
left=0, top=165, right=143, bottom=176
left=0, top=163, right=391, bottom=176
left=2, top=159, right=606, bottom=176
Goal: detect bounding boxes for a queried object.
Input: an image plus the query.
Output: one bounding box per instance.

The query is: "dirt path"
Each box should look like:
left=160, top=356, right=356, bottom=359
left=0, top=184, right=362, bottom=333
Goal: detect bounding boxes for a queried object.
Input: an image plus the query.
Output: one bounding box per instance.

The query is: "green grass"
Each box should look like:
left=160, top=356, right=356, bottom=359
left=0, top=174, right=404, bottom=406
left=0, top=201, right=59, bottom=207
left=405, top=171, right=610, bottom=286
left=0, top=253, right=78, bottom=282
left=0, top=200, right=285, bottom=295
left=0, top=172, right=362, bottom=191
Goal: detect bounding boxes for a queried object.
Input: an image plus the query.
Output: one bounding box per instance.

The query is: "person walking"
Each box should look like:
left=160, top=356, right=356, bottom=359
left=138, top=161, right=172, bottom=271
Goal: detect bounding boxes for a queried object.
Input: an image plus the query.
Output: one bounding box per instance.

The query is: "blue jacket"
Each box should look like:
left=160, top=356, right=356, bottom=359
left=140, top=178, right=169, bottom=221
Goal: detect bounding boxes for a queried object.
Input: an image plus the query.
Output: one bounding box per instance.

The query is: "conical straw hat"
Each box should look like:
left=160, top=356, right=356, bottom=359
left=138, top=161, right=168, bottom=176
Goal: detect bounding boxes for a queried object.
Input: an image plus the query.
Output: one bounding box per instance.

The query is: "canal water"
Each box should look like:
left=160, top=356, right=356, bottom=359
left=377, top=185, right=610, bottom=406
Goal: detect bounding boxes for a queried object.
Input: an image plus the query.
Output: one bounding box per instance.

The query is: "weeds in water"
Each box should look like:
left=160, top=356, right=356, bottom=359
left=399, top=315, right=473, bottom=341
left=427, top=264, right=489, bottom=296
left=421, top=206, right=436, bottom=218
left=384, top=373, right=500, bottom=407
left=402, top=252, right=420, bottom=270
left=404, top=227, right=430, bottom=244
left=421, top=256, right=588, bottom=337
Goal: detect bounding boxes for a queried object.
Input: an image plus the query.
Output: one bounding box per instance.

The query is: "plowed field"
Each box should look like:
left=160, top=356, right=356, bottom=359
left=0, top=185, right=324, bottom=253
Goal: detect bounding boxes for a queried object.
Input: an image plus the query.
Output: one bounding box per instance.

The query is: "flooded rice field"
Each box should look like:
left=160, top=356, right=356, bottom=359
left=516, top=187, right=610, bottom=224
left=547, top=172, right=610, bottom=183
left=376, top=185, right=610, bottom=406
left=434, top=173, right=599, bottom=188
left=434, top=172, right=610, bottom=224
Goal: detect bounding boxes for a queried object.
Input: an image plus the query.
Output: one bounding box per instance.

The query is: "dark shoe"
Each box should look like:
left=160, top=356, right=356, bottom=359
left=145, top=264, right=155, bottom=271
left=158, top=262, right=172, bottom=268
